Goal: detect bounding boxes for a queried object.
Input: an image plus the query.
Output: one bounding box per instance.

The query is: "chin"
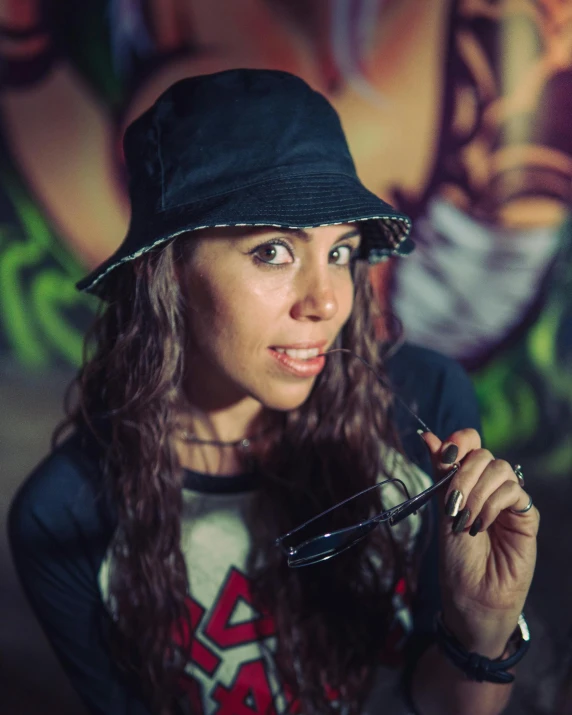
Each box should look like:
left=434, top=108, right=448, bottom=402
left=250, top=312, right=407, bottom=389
left=255, top=382, right=316, bottom=412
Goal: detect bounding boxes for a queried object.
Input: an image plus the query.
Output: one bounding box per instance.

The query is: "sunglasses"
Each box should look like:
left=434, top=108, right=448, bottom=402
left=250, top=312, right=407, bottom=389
left=275, top=349, right=459, bottom=567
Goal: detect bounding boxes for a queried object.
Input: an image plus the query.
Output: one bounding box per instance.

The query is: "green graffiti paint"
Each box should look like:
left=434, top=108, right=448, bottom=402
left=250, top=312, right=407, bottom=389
left=0, top=226, right=48, bottom=367
left=543, top=437, right=572, bottom=475
left=32, top=270, right=90, bottom=365
left=473, top=353, right=540, bottom=454
left=528, top=304, right=572, bottom=400
left=0, top=165, right=95, bottom=368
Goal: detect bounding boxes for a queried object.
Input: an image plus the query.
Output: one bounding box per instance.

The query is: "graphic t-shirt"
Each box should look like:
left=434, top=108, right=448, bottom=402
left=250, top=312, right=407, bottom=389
left=8, top=344, right=482, bottom=715
left=98, top=448, right=430, bottom=715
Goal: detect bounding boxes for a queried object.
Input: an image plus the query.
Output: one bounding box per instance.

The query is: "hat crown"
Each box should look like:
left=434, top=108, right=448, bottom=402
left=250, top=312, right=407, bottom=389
left=77, top=69, right=412, bottom=297
left=123, top=69, right=356, bottom=212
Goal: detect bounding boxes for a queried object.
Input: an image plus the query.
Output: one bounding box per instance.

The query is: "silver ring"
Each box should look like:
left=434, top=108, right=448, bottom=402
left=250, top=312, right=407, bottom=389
left=513, top=464, right=524, bottom=487
left=510, top=494, right=533, bottom=514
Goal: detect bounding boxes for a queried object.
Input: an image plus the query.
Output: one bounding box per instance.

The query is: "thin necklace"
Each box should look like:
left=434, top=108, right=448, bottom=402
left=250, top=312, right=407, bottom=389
left=177, top=426, right=272, bottom=450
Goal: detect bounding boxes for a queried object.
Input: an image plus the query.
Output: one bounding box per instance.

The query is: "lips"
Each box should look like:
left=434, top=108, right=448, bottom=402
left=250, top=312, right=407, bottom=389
left=274, top=347, right=321, bottom=360
left=269, top=342, right=327, bottom=378
left=271, top=340, right=327, bottom=353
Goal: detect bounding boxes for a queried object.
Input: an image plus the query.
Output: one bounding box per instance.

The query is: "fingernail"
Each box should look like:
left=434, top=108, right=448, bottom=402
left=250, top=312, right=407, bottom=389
left=417, top=428, right=430, bottom=435
left=441, top=444, right=459, bottom=464
left=452, top=508, right=471, bottom=534
left=445, top=489, right=463, bottom=517
left=469, top=517, right=483, bottom=537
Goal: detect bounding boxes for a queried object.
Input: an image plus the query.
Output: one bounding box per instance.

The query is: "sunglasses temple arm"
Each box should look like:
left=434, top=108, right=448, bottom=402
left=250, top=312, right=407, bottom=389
left=388, top=464, right=459, bottom=525
left=322, top=349, right=433, bottom=434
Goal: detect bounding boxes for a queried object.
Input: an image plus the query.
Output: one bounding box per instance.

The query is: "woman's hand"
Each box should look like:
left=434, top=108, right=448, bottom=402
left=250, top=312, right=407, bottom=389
left=420, top=429, right=539, bottom=657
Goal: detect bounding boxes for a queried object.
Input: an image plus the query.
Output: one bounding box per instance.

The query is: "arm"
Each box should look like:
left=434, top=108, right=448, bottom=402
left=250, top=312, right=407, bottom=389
left=410, top=455, right=534, bottom=715
left=7, top=444, right=153, bottom=715
left=414, top=430, right=536, bottom=714
left=412, top=642, right=513, bottom=715
left=392, top=347, right=537, bottom=715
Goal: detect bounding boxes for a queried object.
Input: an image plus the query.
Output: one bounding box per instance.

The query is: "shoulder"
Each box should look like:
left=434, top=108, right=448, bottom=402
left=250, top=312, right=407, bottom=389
left=8, top=431, right=115, bottom=562
left=387, top=343, right=480, bottom=430
left=387, top=342, right=471, bottom=391
left=7, top=435, right=153, bottom=714
left=385, top=343, right=481, bottom=470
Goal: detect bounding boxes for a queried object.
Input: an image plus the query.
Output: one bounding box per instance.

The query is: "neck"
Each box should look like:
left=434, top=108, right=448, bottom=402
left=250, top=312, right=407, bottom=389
left=172, top=395, right=274, bottom=476
left=178, top=400, right=267, bottom=443
left=179, top=351, right=270, bottom=443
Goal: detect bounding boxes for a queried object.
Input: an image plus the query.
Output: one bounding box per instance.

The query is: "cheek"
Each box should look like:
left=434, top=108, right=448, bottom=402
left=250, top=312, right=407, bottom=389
left=185, top=277, right=232, bottom=356
left=189, top=281, right=274, bottom=358
left=220, top=280, right=288, bottom=330
left=218, top=290, right=278, bottom=353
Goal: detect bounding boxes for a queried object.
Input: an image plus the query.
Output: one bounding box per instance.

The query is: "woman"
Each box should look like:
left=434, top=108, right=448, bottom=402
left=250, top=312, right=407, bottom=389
left=8, top=69, right=538, bottom=715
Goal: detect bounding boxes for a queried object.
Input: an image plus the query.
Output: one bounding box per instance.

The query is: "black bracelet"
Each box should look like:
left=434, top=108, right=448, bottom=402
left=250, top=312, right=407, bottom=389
left=435, top=612, right=530, bottom=684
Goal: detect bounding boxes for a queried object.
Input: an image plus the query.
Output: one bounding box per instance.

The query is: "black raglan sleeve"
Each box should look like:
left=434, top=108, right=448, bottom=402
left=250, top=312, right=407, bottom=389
left=7, top=438, right=153, bottom=715
left=387, top=344, right=482, bottom=654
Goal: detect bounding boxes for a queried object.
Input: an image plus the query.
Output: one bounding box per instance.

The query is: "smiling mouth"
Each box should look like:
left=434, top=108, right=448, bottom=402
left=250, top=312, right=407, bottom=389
left=272, top=347, right=321, bottom=360
left=268, top=346, right=327, bottom=377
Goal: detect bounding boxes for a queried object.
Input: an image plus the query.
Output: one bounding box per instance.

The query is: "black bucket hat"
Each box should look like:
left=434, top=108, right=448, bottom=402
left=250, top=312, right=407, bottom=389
left=77, top=69, right=414, bottom=297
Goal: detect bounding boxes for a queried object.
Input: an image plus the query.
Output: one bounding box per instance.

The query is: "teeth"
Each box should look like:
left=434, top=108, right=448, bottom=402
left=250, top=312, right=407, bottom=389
left=275, top=347, right=320, bottom=360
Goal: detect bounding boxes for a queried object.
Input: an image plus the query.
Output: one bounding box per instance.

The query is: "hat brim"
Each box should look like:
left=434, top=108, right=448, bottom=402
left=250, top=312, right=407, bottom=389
left=77, top=173, right=413, bottom=297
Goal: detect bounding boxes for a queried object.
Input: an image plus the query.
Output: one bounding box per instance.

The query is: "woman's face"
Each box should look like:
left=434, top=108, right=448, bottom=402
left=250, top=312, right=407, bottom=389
left=181, top=223, right=360, bottom=412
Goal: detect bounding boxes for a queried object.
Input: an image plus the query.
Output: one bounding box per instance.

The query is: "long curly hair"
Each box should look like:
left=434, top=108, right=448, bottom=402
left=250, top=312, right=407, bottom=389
left=56, top=235, right=419, bottom=714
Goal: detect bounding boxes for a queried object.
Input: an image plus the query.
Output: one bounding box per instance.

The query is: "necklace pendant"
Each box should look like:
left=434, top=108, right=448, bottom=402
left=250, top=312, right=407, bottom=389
left=240, top=438, right=251, bottom=450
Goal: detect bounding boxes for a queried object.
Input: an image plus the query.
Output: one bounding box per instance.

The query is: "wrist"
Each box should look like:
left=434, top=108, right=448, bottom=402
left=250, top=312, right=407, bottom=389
left=440, top=610, right=517, bottom=659
left=434, top=612, right=531, bottom=685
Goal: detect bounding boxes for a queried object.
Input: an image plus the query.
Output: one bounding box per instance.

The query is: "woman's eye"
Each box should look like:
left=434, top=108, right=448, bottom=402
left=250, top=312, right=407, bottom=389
left=329, top=245, right=354, bottom=266
left=252, top=242, right=294, bottom=265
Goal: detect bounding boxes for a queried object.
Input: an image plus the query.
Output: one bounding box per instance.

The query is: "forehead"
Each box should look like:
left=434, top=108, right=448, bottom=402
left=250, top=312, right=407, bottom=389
left=192, top=223, right=360, bottom=241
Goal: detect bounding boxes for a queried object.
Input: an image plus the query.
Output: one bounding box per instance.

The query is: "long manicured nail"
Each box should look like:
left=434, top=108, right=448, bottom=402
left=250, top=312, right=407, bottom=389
left=445, top=490, right=463, bottom=517
left=417, top=428, right=430, bottom=436
left=452, top=508, right=471, bottom=534
left=469, top=517, right=483, bottom=537
left=441, top=443, right=459, bottom=464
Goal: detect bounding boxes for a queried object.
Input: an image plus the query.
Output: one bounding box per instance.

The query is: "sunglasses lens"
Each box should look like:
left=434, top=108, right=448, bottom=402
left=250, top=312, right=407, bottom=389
left=288, top=521, right=378, bottom=567
left=280, top=478, right=412, bottom=567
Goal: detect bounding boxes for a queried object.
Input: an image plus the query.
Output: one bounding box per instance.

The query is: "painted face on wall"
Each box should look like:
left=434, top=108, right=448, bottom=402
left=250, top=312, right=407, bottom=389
left=180, top=223, right=360, bottom=413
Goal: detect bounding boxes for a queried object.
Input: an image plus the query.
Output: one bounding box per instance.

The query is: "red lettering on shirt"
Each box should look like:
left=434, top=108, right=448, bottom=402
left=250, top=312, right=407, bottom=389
left=172, top=595, right=222, bottom=676
left=204, top=567, right=276, bottom=648
left=211, top=659, right=277, bottom=715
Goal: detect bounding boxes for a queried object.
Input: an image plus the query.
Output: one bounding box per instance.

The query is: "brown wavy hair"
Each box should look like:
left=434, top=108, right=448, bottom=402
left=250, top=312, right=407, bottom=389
left=56, top=235, right=418, bottom=714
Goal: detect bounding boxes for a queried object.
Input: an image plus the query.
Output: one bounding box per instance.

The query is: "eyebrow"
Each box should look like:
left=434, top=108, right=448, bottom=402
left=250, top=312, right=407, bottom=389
left=248, top=227, right=361, bottom=242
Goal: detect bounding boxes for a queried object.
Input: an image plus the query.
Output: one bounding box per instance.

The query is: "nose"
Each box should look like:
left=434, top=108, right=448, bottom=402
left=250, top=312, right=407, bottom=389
left=290, top=265, right=338, bottom=322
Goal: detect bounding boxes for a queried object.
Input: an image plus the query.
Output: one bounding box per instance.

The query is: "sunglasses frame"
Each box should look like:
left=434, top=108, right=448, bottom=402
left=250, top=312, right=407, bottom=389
left=275, top=348, right=460, bottom=568
left=275, top=465, right=459, bottom=567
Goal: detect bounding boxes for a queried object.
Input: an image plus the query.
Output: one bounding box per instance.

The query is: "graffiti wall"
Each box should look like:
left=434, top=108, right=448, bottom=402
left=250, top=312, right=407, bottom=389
left=1, top=0, right=571, bottom=474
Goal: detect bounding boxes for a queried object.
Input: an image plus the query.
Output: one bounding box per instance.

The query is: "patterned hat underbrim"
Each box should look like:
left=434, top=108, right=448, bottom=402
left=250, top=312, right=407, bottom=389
left=77, top=174, right=414, bottom=298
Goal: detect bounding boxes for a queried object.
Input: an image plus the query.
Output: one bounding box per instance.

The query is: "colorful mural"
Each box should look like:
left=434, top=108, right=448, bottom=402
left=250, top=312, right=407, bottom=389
left=1, top=0, right=571, bottom=473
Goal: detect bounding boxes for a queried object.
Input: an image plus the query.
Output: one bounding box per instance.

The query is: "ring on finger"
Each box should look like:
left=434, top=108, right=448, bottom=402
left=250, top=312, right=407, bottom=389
left=510, top=494, right=533, bottom=514
left=513, top=464, right=525, bottom=487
